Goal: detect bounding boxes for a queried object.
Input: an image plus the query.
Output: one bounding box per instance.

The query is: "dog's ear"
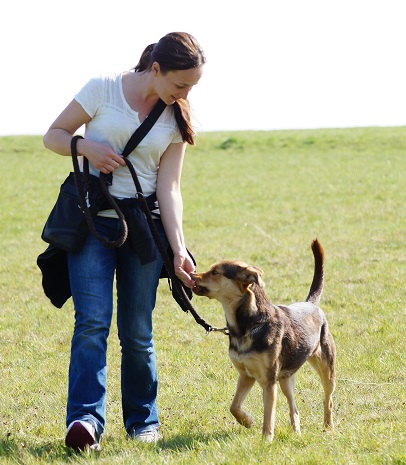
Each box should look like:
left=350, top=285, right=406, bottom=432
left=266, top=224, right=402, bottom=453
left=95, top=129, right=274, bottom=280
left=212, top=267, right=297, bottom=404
left=237, top=265, right=265, bottom=288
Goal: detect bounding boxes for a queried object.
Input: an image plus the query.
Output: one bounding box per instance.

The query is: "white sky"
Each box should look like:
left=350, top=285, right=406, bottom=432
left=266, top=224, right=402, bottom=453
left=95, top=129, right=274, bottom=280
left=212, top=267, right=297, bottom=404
left=1, top=0, right=405, bottom=135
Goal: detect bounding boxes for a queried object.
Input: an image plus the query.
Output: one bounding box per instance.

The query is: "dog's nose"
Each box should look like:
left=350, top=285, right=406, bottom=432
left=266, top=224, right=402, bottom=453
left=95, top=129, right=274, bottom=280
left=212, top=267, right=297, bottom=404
left=191, top=272, right=201, bottom=283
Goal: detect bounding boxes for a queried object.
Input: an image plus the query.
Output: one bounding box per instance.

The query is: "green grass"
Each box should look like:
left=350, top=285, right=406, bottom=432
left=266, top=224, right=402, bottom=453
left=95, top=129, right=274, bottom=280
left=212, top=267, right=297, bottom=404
left=0, top=128, right=405, bottom=464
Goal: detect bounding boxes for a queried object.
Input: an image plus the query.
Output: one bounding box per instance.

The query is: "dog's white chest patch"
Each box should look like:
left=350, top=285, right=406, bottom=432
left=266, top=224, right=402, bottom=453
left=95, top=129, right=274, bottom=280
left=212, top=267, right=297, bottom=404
left=232, top=356, right=255, bottom=379
left=229, top=350, right=269, bottom=382
left=229, top=349, right=250, bottom=367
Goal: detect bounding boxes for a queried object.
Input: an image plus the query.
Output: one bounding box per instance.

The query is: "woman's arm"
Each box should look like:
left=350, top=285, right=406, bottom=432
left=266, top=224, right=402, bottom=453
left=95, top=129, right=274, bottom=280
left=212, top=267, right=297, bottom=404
left=157, top=141, right=195, bottom=288
left=43, top=99, right=126, bottom=174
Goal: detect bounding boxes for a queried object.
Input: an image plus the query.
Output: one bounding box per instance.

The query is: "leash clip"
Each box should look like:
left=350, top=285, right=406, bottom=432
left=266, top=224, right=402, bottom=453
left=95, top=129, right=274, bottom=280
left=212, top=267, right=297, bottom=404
left=206, top=326, right=229, bottom=336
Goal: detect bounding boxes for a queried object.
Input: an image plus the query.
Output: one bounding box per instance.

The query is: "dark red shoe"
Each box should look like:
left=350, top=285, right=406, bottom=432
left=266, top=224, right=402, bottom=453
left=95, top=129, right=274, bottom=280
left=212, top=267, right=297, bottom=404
left=65, top=420, right=101, bottom=451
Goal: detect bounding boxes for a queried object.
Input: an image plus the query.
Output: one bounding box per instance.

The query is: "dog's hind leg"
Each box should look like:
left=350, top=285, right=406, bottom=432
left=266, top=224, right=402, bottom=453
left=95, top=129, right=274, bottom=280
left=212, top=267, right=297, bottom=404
left=307, top=339, right=336, bottom=430
left=279, top=374, right=301, bottom=434
left=230, top=373, right=256, bottom=428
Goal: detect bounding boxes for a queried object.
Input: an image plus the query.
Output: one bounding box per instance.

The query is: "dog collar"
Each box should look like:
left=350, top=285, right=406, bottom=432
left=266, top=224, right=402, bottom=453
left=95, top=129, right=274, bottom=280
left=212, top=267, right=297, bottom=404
left=250, top=323, right=266, bottom=336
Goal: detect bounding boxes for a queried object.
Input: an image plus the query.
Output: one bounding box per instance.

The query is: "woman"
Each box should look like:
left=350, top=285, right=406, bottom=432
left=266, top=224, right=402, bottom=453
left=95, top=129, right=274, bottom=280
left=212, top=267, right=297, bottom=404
left=43, top=32, right=205, bottom=450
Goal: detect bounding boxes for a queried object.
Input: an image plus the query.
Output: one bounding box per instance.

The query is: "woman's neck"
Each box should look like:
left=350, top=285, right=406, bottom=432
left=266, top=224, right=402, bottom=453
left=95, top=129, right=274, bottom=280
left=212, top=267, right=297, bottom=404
left=122, top=71, right=160, bottom=119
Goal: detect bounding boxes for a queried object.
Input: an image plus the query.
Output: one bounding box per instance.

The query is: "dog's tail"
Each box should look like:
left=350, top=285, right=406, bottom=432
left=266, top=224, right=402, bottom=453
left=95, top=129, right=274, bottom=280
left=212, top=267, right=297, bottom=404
left=306, top=239, right=324, bottom=305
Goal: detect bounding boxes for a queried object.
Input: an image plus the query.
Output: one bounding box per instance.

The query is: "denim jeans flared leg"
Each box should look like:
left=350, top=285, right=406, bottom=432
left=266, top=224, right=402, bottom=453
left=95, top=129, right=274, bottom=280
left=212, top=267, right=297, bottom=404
left=116, top=219, right=167, bottom=434
left=66, top=217, right=119, bottom=436
left=66, top=216, right=167, bottom=437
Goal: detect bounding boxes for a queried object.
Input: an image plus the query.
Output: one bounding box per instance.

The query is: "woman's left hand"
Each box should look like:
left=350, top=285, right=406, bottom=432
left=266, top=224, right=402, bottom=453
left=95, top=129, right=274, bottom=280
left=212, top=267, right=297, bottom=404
left=173, top=251, right=196, bottom=288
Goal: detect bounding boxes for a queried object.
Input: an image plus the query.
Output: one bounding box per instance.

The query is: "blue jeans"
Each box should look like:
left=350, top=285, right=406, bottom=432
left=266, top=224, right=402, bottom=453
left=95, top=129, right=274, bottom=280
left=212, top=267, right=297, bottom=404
left=66, top=216, right=167, bottom=438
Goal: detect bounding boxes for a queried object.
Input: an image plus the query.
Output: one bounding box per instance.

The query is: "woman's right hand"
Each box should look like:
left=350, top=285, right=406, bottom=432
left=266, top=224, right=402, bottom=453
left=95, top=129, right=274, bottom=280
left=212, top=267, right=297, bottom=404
left=77, top=139, right=126, bottom=174
left=43, top=99, right=125, bottom=174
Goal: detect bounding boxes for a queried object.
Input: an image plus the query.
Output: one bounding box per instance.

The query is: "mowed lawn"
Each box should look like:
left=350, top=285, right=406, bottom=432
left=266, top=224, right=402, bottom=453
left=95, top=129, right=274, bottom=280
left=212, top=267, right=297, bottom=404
left=0, top=127, right=405, bottom=464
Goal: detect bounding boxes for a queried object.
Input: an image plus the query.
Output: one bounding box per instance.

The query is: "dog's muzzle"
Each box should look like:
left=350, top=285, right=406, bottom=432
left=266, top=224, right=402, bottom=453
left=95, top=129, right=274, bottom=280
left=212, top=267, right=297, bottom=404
left=192, top=284, right=208, bottom=296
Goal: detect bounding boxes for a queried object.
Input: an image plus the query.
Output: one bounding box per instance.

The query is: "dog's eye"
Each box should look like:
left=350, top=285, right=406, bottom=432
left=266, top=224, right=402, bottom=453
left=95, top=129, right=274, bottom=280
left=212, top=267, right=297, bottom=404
left=211, top=270, right=219, bottom=276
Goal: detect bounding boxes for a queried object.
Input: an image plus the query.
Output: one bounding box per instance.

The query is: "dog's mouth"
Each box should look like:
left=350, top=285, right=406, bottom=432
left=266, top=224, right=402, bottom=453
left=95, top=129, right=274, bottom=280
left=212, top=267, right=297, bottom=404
left=192, top=284, right=208, bottom=296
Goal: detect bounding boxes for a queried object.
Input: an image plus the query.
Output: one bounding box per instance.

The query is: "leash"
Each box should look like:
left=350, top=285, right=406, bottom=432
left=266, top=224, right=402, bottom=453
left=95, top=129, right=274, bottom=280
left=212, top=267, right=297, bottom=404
left=124, top=158, right=229, bottom=335
left=72, top=138, right=129, bottom=249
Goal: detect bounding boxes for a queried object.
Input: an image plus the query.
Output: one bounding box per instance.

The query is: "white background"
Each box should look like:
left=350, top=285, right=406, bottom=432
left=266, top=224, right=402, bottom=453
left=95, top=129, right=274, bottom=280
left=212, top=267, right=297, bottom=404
left=1, top=0, right=405, bottom=135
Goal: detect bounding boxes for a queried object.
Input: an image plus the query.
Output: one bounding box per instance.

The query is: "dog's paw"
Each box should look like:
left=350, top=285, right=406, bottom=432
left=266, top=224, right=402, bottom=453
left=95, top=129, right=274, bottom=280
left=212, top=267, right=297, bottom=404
left=238, top=413, right=254, bottom=429
left=262, top=432, right=274, bottom=442
left=323, top=422, right=334, bottom=431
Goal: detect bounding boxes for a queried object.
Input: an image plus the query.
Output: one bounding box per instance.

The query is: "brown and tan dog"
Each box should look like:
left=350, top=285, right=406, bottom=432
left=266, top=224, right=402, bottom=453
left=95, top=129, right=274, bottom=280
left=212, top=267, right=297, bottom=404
left=191, top=239, right=336, bottom=441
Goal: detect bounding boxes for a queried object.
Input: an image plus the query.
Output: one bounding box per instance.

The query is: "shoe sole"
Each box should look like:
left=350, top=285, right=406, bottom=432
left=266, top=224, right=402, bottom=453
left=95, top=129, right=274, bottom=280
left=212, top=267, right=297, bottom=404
left=65, top=422, right=100, bottom=451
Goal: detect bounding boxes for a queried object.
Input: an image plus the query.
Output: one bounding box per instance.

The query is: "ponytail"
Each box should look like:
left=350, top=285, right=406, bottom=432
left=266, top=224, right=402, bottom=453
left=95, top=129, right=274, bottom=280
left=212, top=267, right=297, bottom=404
left=133, top=44, right=156, bottom=73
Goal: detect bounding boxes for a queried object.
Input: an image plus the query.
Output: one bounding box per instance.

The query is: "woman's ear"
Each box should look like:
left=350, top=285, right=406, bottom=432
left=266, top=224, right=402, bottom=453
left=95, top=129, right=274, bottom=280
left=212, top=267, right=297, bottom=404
left=151, top=62, right=160, bottom=76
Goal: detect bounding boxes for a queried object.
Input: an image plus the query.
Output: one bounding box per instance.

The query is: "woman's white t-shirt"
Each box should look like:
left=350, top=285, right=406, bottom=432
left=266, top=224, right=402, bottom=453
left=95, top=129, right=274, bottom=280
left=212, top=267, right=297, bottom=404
left=75, top=73, right=183, bottom=199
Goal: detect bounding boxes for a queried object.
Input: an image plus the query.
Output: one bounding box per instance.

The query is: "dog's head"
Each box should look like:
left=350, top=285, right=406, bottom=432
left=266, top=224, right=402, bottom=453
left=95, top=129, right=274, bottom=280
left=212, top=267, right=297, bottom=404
left=191, top=260, right=265, bottom=305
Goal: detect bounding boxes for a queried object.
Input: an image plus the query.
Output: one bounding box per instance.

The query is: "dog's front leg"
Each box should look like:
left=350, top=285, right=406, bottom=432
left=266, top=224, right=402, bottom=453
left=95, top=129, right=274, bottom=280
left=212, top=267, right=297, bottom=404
left=262, top=383, right=278, bottom=441
left=230, top=373, right=256, bottom=428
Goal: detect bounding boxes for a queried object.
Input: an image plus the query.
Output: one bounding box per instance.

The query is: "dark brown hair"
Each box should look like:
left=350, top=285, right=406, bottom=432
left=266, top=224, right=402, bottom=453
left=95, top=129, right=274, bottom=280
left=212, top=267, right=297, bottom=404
left=134, top=32, right=205, bottom=145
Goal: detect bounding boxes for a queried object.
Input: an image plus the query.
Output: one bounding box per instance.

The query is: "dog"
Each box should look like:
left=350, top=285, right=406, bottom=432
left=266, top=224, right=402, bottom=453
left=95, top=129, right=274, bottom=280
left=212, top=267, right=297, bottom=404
left=191, top=239, right=336, bottom=441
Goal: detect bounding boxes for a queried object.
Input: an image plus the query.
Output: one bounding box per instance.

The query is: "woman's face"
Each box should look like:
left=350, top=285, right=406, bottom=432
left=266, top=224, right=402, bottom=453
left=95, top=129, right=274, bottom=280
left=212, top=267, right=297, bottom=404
left=153, top=64, right=204, bottom=104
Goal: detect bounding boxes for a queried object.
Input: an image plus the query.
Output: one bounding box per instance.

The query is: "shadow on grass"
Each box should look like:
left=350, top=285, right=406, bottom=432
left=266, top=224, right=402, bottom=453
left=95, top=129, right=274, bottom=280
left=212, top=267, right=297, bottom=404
left=0, top=436, right=79, bottom=462
left=0, top=430, right=235, bottom=461
left=157, top=430, right=234, bottom=451
left=0, top=437, right=18, bottom=457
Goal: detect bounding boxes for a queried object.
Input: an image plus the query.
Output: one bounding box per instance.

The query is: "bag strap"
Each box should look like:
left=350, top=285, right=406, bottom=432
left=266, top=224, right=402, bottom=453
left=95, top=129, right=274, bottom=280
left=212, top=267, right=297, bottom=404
left=103, top=98, right=167, bottom=184
left=122, top=99, right=167, bottom=158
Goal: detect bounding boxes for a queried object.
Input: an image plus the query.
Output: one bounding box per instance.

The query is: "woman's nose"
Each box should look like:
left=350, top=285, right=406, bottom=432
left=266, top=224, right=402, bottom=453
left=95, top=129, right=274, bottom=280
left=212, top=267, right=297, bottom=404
left=177, top=88, right=191, bottom=100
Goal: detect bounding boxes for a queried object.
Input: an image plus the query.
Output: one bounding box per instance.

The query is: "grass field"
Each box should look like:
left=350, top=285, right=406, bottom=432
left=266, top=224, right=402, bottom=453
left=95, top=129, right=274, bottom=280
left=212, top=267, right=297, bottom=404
left=0, top=128, right=405, bottom=464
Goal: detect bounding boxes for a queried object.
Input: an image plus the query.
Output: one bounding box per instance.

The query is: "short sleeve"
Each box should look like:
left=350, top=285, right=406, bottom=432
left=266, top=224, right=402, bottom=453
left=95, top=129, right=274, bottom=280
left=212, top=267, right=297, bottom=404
left=74, top=77, right=103, bottom=118
left=171, top=130, right=183, bottom=144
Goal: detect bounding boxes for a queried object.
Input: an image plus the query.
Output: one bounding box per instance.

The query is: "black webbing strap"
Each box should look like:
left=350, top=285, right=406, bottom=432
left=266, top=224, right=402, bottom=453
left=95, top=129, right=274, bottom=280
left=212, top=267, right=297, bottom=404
left=103, top=98, right=167, bottom=184
left=122, top=99, right=167, bottom=157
